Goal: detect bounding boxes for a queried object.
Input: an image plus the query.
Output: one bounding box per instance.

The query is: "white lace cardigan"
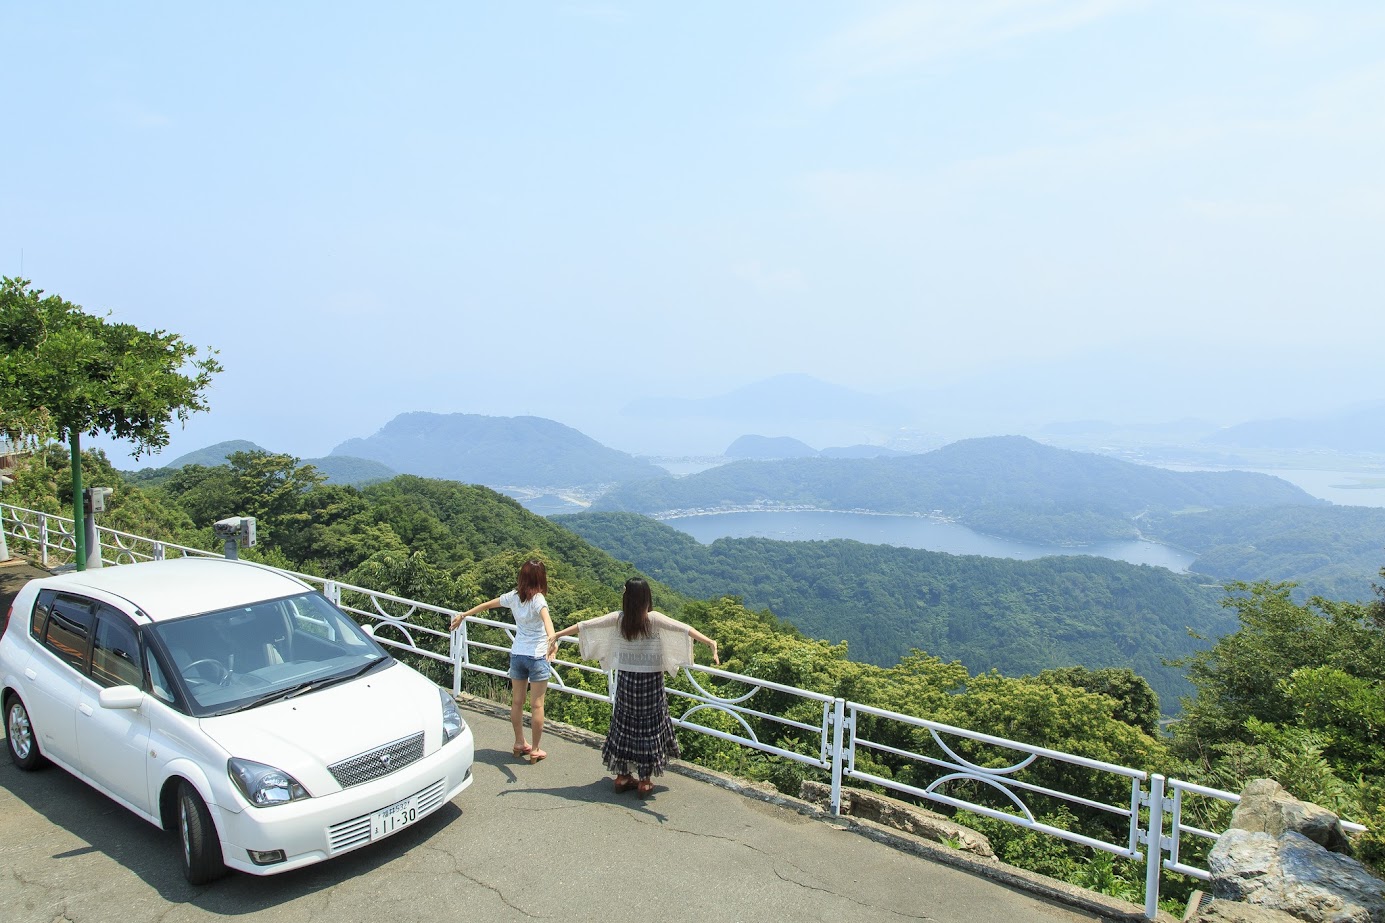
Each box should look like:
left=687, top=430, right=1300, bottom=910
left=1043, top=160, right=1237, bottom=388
left=577, top=611, right=694, bottom=675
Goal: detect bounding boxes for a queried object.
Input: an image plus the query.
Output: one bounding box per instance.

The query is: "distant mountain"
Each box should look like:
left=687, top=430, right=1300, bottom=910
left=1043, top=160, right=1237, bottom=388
left=307, top=455, right=397, bottom=487
left=719, top=437, right=912, bottom=460
left=331, top=412, right=666, bottom=488
left=1203, top=404, right=1385, bottom=453
left=159, top=440, right=395, bottom=487
left=165, top=440, right=266, bottom=468
left=724, top=435, right=818, bottom=459
left=820, top=444, right=912, bottom=459
left=1040, top=419, right=1221, bottom=439
left=592, top=435, right=1322, bottom=544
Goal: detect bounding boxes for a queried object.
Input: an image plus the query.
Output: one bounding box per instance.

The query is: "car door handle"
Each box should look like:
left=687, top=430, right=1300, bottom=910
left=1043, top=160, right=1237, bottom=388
left=24, top=668, right=37, bottom=681
left=79, top=703, right=94, bottom=717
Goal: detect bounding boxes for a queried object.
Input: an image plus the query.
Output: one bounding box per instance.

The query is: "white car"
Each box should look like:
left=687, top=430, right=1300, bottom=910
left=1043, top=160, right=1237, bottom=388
left=0, top=557, right=474, bottom=883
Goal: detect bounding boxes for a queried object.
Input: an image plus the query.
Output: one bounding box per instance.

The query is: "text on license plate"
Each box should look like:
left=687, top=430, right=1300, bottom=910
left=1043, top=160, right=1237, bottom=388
left=369, top=794, right=421, bottom=840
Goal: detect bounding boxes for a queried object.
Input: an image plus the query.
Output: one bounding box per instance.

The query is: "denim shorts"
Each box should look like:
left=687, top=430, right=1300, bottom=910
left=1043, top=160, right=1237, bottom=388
left=508, top=653, right=552, bottom=683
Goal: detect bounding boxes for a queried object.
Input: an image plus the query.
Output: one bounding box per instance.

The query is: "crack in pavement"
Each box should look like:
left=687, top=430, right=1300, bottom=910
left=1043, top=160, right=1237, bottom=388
left=621, top=812, right=934, bottom=920
left=451, top=868, right=548, bottom=918
left=429, top=839, right=547, bottom=918
left=771, top=865, right=934, bottom=920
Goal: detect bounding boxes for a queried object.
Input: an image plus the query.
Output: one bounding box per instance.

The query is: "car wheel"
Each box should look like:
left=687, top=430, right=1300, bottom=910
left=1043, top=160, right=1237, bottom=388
left=5, top=694, right=45, bottom=771
left=177, top=780, right=227, bottom=884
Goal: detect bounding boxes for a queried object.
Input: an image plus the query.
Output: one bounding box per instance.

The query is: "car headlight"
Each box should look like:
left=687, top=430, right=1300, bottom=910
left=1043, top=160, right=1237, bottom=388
left=228, top=758, right=311, bottom=807
left=440, top=687, right=465, bottom=744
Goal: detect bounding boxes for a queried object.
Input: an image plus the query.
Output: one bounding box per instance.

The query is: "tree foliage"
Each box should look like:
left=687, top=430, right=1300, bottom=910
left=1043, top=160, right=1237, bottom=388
left=0, top=278, right=221, bottom=456
left=1170, top=579, right=1385, bottom=870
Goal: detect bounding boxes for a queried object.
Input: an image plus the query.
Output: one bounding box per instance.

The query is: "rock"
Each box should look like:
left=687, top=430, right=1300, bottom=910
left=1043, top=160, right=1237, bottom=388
left=1230, top=779, right=1353, bottom=855
left=799, top=781, right=994, bottom=858
left=1210, top=829, right=1385, bottom=922
left=1189, top=899, right=1308, bottom=923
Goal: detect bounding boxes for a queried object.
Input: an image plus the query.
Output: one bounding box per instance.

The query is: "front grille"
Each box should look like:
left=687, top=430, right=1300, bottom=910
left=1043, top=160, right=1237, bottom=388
left=328, top=732, right=424, bottom=788
left=327, top=778, right=448, bottom=853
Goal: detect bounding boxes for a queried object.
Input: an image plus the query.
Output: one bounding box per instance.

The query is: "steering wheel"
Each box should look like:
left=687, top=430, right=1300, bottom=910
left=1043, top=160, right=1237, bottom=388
left=184, top=658, right=230, bottom=685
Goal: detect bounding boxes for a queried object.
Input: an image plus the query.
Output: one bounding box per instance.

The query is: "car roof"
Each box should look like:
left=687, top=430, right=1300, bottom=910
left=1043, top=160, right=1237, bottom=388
left=33, top=558, right=312, bottom=623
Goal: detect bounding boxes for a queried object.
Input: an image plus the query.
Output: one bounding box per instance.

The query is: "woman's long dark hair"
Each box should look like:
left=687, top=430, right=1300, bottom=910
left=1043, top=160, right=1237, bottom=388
left=517, top=559, right=548, bottom=603
left=619, top=577, right=653, bottom=641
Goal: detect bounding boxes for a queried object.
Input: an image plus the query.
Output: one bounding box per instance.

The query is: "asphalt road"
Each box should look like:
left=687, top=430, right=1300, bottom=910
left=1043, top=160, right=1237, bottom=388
left=0, top=557, right=1142, bottom=923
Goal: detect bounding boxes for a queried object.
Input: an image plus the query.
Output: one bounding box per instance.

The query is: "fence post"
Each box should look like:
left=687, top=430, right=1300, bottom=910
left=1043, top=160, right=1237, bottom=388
left=39, top=515, right=50, bottom=568
left=829, top=698, right=846, bottom=816
left=1143, top=773, right=1166, bottom=920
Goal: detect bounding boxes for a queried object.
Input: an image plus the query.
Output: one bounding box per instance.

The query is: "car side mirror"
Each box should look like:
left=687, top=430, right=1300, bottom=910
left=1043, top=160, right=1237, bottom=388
left=99, top=685, right=145, bottom=710
left=360, top=624, right=376, bottom=637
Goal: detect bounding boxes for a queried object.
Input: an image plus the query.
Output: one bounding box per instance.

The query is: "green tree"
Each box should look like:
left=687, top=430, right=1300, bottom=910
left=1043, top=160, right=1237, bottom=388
left=1036, top=666, right=1161, bottom=736
left=1170, top=577, right=1385, bottom=873
left=0, top=278, right=220, bottom=567
left=1172, top=581, right=1385, bottom=761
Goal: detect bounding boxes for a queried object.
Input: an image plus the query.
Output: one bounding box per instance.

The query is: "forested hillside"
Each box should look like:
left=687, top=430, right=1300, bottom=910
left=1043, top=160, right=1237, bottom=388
left=557, top=511, right=1233, bottom=708
left=593, top=436, right=1319, bottom=543
left=1146, top=505, right=1385, bottom=602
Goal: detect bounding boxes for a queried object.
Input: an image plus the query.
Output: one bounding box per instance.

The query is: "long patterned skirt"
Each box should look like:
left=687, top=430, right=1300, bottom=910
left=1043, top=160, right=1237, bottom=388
left=602, top=670, right=680, bottom=780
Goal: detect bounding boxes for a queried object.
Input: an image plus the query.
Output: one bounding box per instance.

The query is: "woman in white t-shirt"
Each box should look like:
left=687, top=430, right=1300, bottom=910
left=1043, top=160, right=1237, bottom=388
left=451, top=559, right=559, bottom=762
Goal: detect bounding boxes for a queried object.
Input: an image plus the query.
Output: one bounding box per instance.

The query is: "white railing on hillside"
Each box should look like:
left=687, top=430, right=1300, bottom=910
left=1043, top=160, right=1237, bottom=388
left=843, top=701, right=1147, bottom=860
left=1, top=501, right=1367, bottom=920
left=1153, top=777, right=1367, bottom=881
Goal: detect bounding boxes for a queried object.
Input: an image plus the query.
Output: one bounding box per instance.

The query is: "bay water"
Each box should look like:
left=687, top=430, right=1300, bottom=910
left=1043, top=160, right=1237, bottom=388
left=662, top=509, right=1197, bottom=572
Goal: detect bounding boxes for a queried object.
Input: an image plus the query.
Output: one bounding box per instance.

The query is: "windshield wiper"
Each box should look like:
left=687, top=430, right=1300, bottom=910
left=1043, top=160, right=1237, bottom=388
left=241, top=680, right=324, bottom=710
left=238, top=658, right=392, bottom=711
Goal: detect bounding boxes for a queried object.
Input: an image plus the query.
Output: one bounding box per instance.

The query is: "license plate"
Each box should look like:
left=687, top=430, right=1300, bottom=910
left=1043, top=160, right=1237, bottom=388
left=369, top=794, right=421, bottom=840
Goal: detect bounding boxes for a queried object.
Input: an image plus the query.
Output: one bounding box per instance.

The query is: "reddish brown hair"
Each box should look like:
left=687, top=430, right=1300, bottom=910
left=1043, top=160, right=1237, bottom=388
left=619, top=577, right=653, bottom=641
left=517, top=559, right=548, bottom=603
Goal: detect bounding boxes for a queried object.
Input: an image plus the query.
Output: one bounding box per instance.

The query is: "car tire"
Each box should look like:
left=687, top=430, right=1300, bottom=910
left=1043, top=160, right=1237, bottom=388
left=177, top=780, right=227, bottom=884
left=5, top=693, right=46, bottom=771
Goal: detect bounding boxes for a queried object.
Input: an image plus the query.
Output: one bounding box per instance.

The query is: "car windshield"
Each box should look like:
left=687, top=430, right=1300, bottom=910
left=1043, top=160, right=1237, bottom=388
left=147, top=591, right=392, bottom=717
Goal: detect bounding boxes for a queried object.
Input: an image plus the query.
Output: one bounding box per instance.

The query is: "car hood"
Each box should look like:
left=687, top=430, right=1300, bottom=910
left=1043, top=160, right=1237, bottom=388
left=198, top=661, right=438, bottom=794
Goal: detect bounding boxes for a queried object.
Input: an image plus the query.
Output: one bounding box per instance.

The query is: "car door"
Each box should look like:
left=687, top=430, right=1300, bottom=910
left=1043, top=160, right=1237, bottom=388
left=76, top=605, right=153, bottom=814
left=23, top=592, right=91, bottom=767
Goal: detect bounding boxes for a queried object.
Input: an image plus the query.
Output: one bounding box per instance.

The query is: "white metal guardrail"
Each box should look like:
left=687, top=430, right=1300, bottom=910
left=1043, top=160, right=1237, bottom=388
left=843, top=702, right=1147, bottom=859
left=1, top=502, right=1367, bottom=919
left=1154, top=776, right=1368, bottom=879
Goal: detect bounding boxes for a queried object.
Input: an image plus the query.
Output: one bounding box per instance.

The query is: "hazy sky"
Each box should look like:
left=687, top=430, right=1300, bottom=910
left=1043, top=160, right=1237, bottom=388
left=4, top=2, right=1383, bottom=464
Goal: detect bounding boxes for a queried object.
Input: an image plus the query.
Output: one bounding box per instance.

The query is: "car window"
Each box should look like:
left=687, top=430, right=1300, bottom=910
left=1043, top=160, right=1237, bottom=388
left=146, top=646, right=176, bottom=704
left=286, top=596, right=336, bottom=641
left=31, top=589, right=56, bottom=641
left=91, top=608, right=142, bottom=689
left=43, top=595, right=95, bottom=673
left=149, top=591, right=392, bottom=717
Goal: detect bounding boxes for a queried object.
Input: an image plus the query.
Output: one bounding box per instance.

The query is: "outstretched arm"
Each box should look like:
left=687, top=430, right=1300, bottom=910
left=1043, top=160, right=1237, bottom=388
left=449, top=597, right=503, bottom=631
left=688, top=627, right=719, bottom=665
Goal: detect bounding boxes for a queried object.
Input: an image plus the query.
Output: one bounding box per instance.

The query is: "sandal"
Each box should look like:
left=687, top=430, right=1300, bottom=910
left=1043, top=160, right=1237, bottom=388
left=512, top=744, right=533, bottom=757
left=527, top=749, right=547, bottom=763
left=613, top=775, right=636, bottom=793
left=636, top=780, right=654, bottom=797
